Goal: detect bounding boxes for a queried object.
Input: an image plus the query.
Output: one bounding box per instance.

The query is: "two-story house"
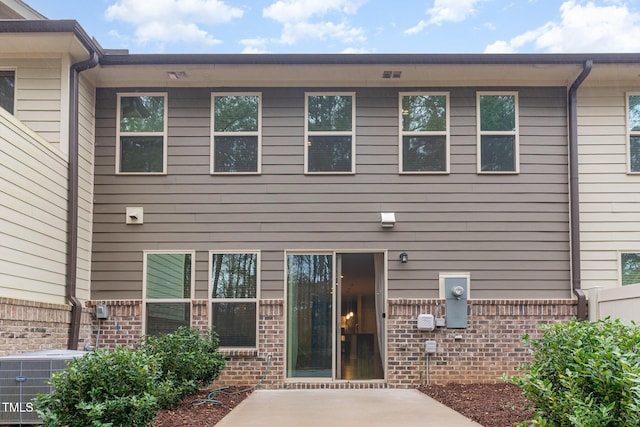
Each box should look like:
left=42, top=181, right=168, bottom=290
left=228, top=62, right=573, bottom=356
left=2, top=0, right=640, bottom=388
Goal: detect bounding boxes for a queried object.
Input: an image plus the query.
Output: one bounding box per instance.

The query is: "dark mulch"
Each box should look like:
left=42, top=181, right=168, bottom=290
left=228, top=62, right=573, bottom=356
left=151, top=386, right=252, bottom=427
left=152, top=383, right=534, bottom=427
left=419, top=382, right=535, bottom=427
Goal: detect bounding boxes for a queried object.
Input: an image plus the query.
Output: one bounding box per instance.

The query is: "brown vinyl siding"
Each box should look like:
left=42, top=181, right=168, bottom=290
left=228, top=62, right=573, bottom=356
left=91, top=86, right=570, bottom=301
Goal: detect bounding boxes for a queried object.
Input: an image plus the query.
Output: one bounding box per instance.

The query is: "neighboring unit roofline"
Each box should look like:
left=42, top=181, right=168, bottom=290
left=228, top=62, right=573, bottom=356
left=0, top=19, right=103, bottom=57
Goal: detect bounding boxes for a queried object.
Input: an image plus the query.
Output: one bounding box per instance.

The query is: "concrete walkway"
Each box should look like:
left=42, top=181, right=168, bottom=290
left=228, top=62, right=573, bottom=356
left=216, top=389, right=483, bottom=427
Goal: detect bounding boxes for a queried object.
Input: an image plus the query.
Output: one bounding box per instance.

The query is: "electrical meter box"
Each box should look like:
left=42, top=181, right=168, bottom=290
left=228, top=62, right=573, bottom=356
left=417, top=313, right=435, bottom=331
left=444, top=276, right=469, bottom=328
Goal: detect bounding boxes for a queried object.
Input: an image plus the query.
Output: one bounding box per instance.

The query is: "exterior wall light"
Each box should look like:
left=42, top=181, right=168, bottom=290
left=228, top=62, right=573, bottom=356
left=399, top=252, right=408, bottom=263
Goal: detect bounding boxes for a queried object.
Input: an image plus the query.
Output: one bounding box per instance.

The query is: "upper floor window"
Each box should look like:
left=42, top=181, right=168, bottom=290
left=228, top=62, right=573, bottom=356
left=477, top=92, right=519, bottom=174
left=210, top=251, right=259, bottom=348
left=0, top=70, right=15, bottom=114
left=116, top=93, right=167, bottom=174
left=399, top=92, right=449, bottom=173
left=305, top=93, right=355, bottom=174
left=621, top=252, right=640, bottom=286
left=627, top=93, right=640, bottom=173
left=143, top=251, right=194, bottom=336
left=211, top=93, right=261, bottom=174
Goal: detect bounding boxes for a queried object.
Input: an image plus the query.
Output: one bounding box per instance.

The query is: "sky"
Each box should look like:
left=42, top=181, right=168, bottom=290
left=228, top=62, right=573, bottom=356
left=21, top=0, right=640, bottom=54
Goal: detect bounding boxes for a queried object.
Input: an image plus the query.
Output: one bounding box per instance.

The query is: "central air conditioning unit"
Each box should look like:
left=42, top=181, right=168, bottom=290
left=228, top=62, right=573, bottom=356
left=0, top=349, right=87, bottom=425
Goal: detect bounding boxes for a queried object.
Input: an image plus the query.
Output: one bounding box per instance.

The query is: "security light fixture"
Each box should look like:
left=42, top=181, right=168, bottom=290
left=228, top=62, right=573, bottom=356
left=399, top=252, right=408, bottom=263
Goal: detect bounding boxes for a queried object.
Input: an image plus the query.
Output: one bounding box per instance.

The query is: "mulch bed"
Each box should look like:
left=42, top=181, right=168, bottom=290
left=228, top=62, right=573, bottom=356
left=419, top=382, right=535, bottom=427
left=151, top=383, right=534, bottom=427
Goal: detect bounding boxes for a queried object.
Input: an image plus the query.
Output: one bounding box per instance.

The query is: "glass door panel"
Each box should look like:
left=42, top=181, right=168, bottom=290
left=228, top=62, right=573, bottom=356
left=286, top=254, right=333, bottom=378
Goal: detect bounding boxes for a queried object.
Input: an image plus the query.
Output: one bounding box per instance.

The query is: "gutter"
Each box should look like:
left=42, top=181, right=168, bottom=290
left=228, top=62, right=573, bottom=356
left=568, top=60, right=593, bottom=321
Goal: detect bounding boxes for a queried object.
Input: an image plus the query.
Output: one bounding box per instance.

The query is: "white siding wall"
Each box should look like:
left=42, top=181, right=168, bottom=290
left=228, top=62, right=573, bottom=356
left=0, top=107, right=68, bottom=304
left=0, top=57, right=65, bottom=153
left=76, top=75, right=96, bottom=301
left=578, top=86, right=640, bottom=290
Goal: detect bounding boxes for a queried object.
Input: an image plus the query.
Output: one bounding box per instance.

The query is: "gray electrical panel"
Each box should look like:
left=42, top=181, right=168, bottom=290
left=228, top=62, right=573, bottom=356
left=444, top=276, right=468, bottom=328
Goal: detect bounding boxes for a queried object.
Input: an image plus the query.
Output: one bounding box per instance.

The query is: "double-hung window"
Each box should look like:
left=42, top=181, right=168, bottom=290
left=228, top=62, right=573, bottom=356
left=627, top=93, right=640, bottom=173
left=210, top=251, right=259, bottom=348
left=211, top=93, right=261, bottom=174
left=477, top=92, right=519, bottom=173
left=116, top=93, right=167, bottom=174
left=399, top=92, right=449, bottom=173
left=0, top=70, right=15, bottom=114
left=305, top=92, right=355, bottom=173
left=143, top=251, right=194, bottom=336
left=620, top=252, right=640, bottom=286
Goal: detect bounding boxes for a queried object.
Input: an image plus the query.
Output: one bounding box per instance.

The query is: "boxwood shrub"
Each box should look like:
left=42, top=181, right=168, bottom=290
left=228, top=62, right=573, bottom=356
left=513, top=318, right=640, bottom=426
left=35, top=327, right=226, bottom=426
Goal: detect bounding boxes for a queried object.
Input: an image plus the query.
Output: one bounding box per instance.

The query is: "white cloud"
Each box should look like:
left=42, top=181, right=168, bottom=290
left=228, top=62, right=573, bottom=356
left=262, top=0, right=366, bottom=46
left=105, top=0, right=243, bottom=49
left=279, top=21, right=366, bottom=45
left=263, top=0, right=363, bottom=23
left=427, top=0, right=485, bottom=25
left=485, top=1, right=640, bottom=53
left=405, top=0, right=485, bottom=35
left=240, top=38, right=270, bottom=54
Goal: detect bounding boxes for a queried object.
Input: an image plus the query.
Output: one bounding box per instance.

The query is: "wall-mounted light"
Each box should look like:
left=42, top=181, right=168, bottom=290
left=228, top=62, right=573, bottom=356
left=399, top=252, right=408, bottom=263
left=381, top=212, right=396, bottom=228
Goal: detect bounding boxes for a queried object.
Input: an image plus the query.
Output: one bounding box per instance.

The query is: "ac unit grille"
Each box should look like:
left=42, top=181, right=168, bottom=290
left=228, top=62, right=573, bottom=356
left=0, top=350, right=87, bottom=425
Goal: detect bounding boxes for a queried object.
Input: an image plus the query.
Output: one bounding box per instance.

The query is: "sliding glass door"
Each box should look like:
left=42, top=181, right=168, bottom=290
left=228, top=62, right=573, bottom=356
left=286, top=251, right=385, bottom=380
left=286, top=254, right=333, bottom=378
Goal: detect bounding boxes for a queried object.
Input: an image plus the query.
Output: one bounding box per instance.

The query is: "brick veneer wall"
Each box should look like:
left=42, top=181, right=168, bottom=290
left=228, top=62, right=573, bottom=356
left=213, top=299, right=285, bottom=389
left=86, top=300, right=144, bottom=349
left=386, top=299, right=578, bottom=387
left=86, top=298, right=577, bottom=389
left=0, top=297, right=93, bottom=356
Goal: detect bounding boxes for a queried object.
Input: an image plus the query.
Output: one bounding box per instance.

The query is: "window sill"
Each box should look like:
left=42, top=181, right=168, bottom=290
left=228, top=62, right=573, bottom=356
left=219, top=348, right=258, bottom=357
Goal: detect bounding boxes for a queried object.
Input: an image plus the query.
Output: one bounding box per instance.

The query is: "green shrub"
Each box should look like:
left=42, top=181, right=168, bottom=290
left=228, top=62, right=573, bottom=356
left=138, top=327, right=226, bottom=407
left=513, top=318, right=640, bottom=427
left=35, top=346, right=165, bottom=427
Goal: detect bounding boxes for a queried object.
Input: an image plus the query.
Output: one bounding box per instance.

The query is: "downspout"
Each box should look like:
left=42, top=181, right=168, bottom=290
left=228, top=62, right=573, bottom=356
left=67, top=51, right=99, bottom=350
left=568, top=60, right=592, bottom=321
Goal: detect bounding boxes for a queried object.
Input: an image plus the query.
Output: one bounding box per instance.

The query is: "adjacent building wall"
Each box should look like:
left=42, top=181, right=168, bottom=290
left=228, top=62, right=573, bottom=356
left=577, top=86, right=640, bottom=291
left=0, top=61, right=96, bottom=355
left=0, top=57, right=66, bottom=152
left=1, top=107, right=68, bottom=304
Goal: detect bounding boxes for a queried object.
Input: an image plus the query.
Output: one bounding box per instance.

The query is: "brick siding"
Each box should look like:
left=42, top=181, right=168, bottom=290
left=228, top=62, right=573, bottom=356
left=85, top=298, right=577, bottom=389
left=0, top=297, right=92, bottom=356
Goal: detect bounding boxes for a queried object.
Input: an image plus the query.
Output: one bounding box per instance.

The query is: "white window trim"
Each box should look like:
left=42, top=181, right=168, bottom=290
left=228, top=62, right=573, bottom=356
left=304, top=92, right=356, bottom=175
left=439, top=272, right=471, bottom=299
left=210, top=92, right=262, bottom=175
left=618, top=250, right=640, bottom=286
left=626, top=92, right=640, bottom=174
left=142, top=250, right=195, bottom=334
left=398, top=91, right=450, bottom=174
left=116, top=92, right=168, bottom=175
left=208, top=250, right=261, bottom=350
left=0, top=67, right=17, bottom=115
left=476, top=91, right=520, bottom=174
